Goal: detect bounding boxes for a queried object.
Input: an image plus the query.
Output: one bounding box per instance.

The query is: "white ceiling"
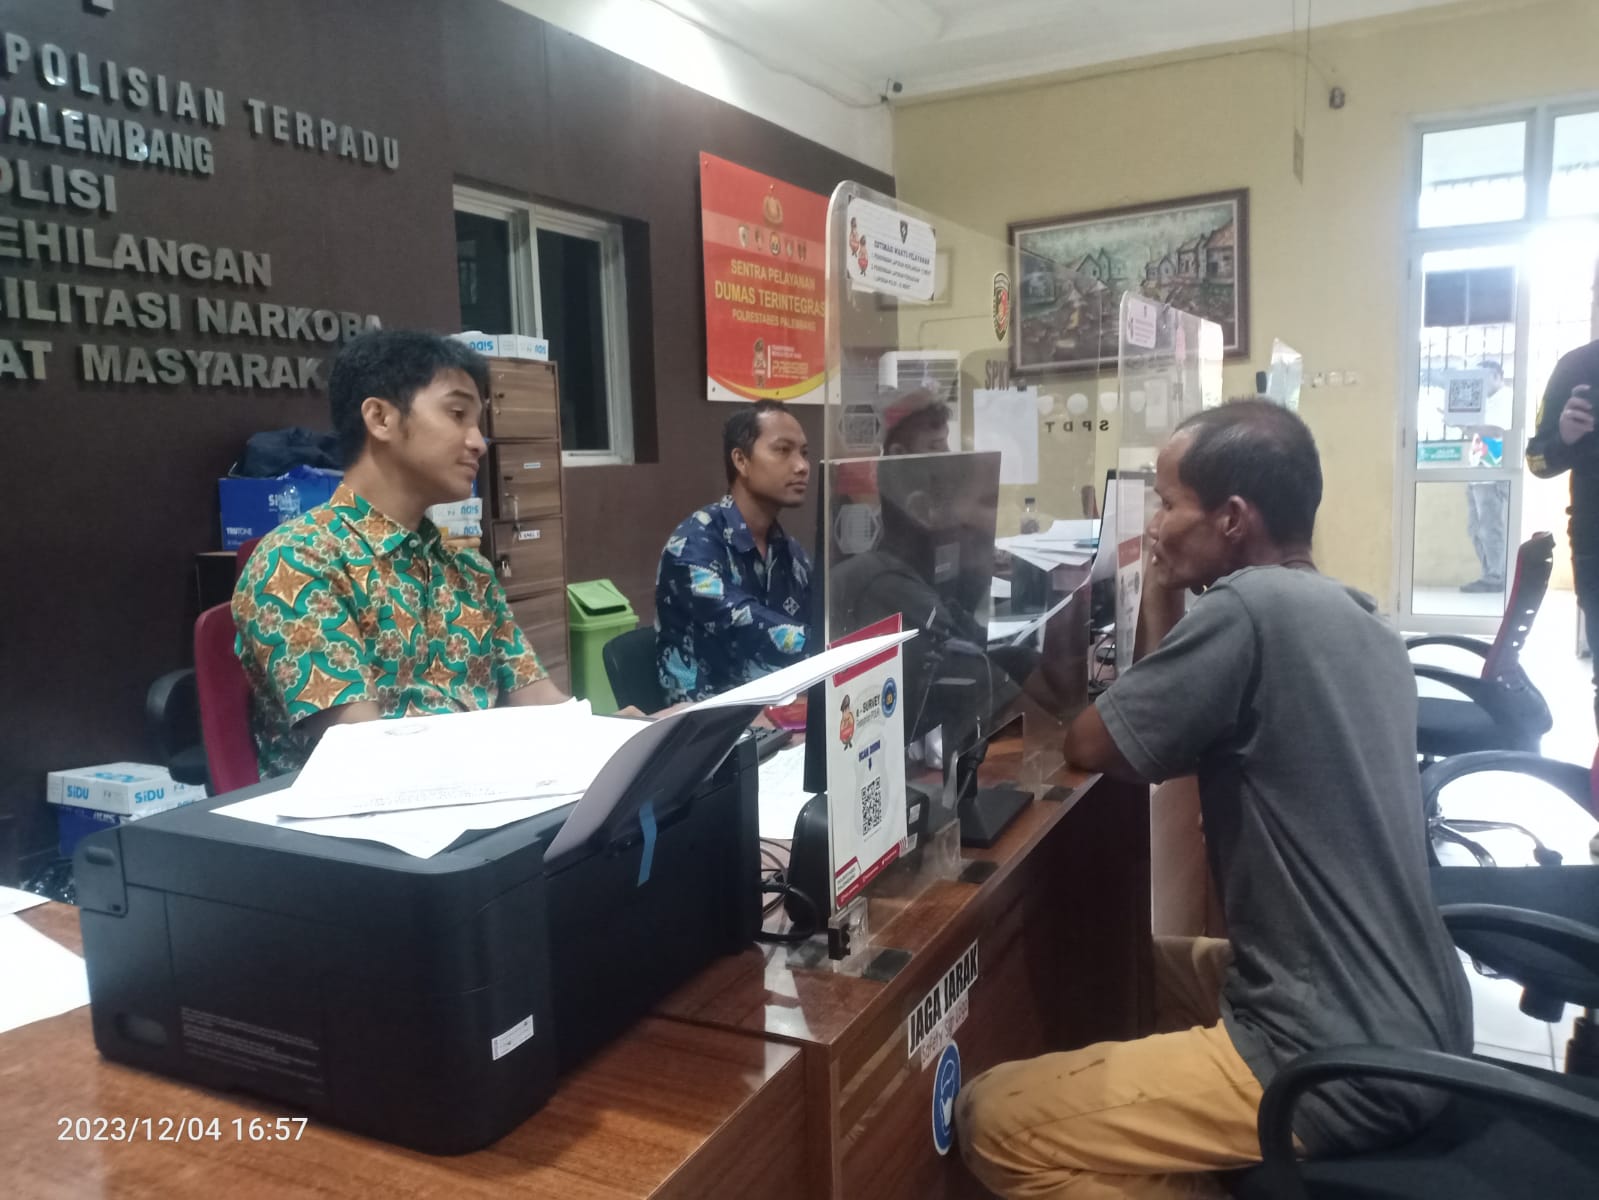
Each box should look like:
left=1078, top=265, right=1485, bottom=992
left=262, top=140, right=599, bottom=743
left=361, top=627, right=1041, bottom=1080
left=648, top=0, right=1472, bottom=102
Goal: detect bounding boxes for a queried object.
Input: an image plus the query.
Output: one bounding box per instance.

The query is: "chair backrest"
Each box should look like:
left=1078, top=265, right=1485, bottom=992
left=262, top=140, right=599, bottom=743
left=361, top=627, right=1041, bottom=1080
left=1481, top=531, right=1555, bottom=686
left=233, top=536, right=263, bottom=581
left=602, top=626, right=666, bottom=715
left=193, top=603, right=261, bottom=794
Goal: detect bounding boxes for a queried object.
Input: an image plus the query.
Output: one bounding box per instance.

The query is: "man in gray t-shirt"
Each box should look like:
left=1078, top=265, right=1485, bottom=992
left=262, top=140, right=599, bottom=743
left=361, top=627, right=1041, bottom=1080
left=958, top=400, right=1471, bottom=1199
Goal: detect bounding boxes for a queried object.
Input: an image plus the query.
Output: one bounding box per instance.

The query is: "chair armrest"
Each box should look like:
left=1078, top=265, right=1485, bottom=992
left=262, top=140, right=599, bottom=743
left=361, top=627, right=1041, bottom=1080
left=1422, top=751, right=1592, bottom=816
left=1440, top=902, right=1599, bottom=968
left=1411, top=665, right=1517, bottom=725
left=144, top=669, right=197, bottom=764
left=1406, top=634, right=1491, bottom=658
left=1255, top=1045, right=1599, bottom=1200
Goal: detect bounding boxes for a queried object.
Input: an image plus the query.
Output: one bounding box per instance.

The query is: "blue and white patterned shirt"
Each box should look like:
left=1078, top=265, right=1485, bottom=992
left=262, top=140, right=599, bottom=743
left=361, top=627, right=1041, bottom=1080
left=654, top=496, right=812, bottom=704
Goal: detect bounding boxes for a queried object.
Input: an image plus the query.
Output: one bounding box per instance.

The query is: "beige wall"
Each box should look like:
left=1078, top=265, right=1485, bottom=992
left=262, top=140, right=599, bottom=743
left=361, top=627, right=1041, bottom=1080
left=893, top=0, right=1599, bottom=605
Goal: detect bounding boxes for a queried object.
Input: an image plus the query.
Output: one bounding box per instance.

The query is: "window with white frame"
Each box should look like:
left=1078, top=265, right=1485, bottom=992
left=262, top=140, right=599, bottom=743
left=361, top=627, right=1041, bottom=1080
left=454, top=186, right=634, bottom=464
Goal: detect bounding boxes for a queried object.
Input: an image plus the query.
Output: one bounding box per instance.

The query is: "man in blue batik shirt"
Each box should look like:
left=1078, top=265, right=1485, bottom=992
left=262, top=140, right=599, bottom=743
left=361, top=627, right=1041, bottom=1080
left=655, top=400, right=813, bottom=703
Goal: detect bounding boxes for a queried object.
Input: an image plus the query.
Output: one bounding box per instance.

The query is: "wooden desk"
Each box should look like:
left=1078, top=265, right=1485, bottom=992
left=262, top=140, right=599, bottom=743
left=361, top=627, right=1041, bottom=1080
left=3, top=906, right=808, bottom=1200
left=4, top=759, right=1149, bottom=1199
left=658, top=767, right=1152, bottom=1198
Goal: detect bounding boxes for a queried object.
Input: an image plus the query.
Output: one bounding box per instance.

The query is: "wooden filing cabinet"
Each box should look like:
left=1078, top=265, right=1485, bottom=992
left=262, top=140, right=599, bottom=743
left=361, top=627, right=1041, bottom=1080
left=478, top=358, right=570, bottom=693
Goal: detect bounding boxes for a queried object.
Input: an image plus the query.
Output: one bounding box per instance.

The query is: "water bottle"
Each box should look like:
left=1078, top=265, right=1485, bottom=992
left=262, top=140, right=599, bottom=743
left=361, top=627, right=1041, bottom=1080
left=1019, top=497, right=1041, bottom=535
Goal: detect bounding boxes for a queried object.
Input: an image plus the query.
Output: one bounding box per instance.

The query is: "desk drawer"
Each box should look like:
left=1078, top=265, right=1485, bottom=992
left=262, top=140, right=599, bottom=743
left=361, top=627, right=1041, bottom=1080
left=489, top=446, right=561, bottom=522
left=490, top=517, right=565, bottom=599
left=487, top=361, right=558, bottom=441
left=510, top=589, right=566, bottom=632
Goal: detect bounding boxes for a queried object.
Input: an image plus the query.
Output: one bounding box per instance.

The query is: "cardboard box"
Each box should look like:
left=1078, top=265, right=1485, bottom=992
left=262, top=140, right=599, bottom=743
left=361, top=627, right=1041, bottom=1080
left=499, top=334, right=550, bottom=361
left=46, top=763, right=208, bottom=817
left=426, top=497, right=484, bottom=539
left=219, top=466, right=343, bottom=549
left=56, top=804, right=128, bottom=858
left=454, top=332, right=500, bottom=356
left=451, top=332, right=550, bottom=362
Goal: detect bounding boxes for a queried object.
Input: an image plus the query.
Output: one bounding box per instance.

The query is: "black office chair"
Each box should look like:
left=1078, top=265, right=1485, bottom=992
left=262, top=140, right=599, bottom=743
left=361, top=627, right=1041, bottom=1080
left=1408, top=532, right=1555, bottom=761
left=1423, top=749, right=1599, bottom=1076
left=1229, top=903, right=1599, bottom=1198
left=603, top=625, right=666, bottom=715
left=145, top=668, right=209, bottom=787
left=1420, top=749, right=1584, bottom=869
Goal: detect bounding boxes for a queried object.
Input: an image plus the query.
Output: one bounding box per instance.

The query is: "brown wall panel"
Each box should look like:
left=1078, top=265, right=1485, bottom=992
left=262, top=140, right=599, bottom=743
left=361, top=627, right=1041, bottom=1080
left=0, top=0, right=889, bottom=872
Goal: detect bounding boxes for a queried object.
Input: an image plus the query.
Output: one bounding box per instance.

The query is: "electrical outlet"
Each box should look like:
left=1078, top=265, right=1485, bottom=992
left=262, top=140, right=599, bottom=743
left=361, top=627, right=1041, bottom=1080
left=1328, top=370, right=1344, bottom=386
left=1345, top=370, right=1361, bottom=387
left=1311, top=372, right=1326, bottom=388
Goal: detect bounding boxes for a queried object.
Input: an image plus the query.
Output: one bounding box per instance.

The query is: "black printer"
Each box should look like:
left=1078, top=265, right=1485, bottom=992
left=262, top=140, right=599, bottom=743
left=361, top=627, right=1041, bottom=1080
left=73, top=723, right=760, bottom=1155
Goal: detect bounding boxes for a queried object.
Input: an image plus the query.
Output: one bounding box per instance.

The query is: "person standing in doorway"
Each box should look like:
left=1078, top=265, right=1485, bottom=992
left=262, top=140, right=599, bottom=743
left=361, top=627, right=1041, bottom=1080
left=1527, top=337, right=1599, bottom=725
left=1461, top=360, right=1513, bottom=593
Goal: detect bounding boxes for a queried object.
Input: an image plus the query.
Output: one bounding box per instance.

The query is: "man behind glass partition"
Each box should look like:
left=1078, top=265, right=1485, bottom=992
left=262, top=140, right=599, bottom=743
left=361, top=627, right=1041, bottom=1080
left=655, top=400, right=813, bottom=704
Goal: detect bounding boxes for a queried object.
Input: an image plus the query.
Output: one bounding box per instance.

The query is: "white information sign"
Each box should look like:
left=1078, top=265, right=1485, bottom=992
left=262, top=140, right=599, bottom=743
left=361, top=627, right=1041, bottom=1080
left=906, top=941, right=980, bottom=1069
left=825, top=615, right=909, bottom=909
left=1123, top=296, right=1159, bottom=350
left=845, top=198, right=936, bottom=301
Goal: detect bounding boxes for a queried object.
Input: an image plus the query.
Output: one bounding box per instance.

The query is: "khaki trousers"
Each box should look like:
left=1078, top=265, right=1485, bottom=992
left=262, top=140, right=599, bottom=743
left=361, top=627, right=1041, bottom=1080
left=957, top=937, right=1266, bottom=1199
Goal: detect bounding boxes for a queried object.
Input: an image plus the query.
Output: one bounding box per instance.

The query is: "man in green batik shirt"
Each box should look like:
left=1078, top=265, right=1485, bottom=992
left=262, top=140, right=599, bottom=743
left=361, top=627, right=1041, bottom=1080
left=233, top=330, right=565, bottom=777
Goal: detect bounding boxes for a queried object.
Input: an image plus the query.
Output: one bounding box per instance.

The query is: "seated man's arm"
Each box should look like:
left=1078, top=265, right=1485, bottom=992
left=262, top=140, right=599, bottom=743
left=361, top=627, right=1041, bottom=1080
left=234, top=540, right=383, bottom=753
left=1063, top=580, right=1188, bottom=779
left=479, top=572, right=566, bottom=707
left=1066, top=584, right=1257, bottom=782
left=658, top=544, right=809, bottom=673
left=1064, top=706, right=1141, bottom=781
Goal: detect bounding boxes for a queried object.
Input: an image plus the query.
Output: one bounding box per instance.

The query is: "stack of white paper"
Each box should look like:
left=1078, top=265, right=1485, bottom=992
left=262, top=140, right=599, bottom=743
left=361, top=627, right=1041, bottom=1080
left=756, top=743, right=815, bottom=841
left=0, top=885, right=49, bottom=916
left=0, top=915, right=90, bottom=1033
left=997, top=519, right=1099, bottom=574
left=219, top=631, right=918, bottom=860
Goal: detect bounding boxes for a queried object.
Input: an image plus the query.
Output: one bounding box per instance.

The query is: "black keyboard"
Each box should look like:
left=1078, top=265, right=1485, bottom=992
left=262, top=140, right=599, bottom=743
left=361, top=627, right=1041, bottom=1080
left=751, top=726, right=794, bottom=762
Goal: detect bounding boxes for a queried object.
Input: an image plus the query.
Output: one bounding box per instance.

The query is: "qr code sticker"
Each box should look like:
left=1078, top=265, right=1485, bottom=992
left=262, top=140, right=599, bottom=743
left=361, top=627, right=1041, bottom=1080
left=860, top=776, right=883, bottom=837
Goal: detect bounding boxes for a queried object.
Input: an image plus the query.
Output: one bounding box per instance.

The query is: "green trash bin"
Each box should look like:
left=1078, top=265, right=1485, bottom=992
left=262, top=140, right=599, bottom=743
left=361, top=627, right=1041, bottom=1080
left=566, top=579, right=637, bottom=714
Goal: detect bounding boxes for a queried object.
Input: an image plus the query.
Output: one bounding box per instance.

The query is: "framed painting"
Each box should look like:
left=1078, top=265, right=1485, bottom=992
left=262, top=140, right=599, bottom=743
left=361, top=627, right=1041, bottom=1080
left=1009, top=189, right=1249, bottom=374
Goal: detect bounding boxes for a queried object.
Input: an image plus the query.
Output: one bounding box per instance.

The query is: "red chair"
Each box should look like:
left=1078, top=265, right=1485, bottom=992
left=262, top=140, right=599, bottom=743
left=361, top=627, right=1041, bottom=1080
left=193, top=603, right=261, bottom=794
left=1408, top=532, right=1556, bottom=760
left=233, top=536, right=262, bottom=580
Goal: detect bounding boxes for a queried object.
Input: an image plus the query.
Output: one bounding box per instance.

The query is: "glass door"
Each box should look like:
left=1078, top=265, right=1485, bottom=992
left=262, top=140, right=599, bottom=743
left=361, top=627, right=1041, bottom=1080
left=1399, top=240, right=1527, bottom=633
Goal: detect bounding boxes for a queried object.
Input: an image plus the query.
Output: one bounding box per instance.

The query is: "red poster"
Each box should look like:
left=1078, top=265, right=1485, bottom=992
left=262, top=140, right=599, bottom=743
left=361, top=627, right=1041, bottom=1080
left=700, top=153, right=828, bottom=404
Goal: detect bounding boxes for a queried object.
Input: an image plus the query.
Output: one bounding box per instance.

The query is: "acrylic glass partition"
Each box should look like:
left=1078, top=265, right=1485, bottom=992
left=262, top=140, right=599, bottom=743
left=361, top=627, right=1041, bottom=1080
left=810, top=183, right=1122, bottom=972
left=1113, top=296, right=1225, bottom=672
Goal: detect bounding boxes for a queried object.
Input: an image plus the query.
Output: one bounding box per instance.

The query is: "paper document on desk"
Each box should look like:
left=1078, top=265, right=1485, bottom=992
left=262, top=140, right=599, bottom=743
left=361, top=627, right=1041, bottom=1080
left=544, top=630, right=917, bottom=861
left=757, top=743, right=815, bottom=841
left=221, top=631, right=914, bottom=860
left=0, top=885, right=48, bottom=915
left=1035, top=518, right=1099, bottom=545
left=0, top=915, right=90, bottom=1033
left=995, top=530, right=1095, bottom=572
left=271, top=700, right=640, bottom=819
left=218, top=788, right=588, bottom=859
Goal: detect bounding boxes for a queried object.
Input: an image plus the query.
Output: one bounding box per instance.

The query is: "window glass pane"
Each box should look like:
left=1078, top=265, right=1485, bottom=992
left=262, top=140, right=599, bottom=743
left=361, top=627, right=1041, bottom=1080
left=1415, top=246, right=1517, bottom=470
left=455, top=212, right=514, bottom=334
left=1419, top=121, right=1527, bottom=227
left=1550, top=110, right=1599, bottom=218
left=538, top=229, right=611, bottom=453
left=1411, top=480, right=1508, bottom=615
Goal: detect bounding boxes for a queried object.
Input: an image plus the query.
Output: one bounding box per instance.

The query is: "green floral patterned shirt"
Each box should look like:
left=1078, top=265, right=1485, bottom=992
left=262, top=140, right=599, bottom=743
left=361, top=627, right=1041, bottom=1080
left=233, top=484, right=546, bottom=777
